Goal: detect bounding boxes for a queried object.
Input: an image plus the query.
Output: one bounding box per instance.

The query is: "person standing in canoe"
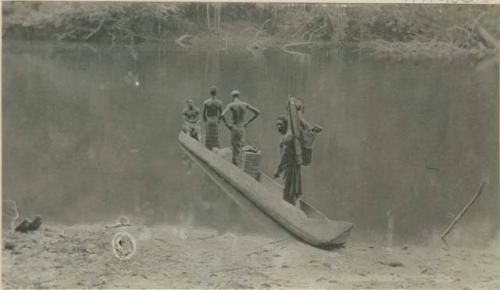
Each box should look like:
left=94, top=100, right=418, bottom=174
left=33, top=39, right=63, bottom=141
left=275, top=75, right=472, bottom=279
left=182, top=99, right=201, bottom=141
left=273, top=115, right=302, bottom=205
left=202, top=86, right=223, bottom=150
left=221, top=90, right=261, bottom=165
left=273, top=96, right=322, bottom=205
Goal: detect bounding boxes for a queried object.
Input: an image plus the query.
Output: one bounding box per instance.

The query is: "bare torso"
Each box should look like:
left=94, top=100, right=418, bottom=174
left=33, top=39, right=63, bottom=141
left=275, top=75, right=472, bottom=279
left=203, top=98, right=223, bottom=118
left=229, top=102, right=247, bottom=125
left=183, top=106, right=200, bottom=124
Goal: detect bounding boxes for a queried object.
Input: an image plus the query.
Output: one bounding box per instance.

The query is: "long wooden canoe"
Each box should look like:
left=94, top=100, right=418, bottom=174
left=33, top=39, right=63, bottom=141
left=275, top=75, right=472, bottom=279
left=178, top=131, right=353, bottom=247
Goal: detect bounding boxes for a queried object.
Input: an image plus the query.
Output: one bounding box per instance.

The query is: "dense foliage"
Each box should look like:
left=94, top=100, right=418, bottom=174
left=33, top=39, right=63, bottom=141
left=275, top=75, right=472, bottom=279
left=3, top=2, right=499, bottom=58
left=2, top=2, right=185, bottom=43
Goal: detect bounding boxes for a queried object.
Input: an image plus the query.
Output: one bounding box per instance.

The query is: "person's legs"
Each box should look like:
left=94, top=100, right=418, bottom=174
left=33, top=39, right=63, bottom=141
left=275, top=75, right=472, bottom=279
left=182, top=122, right=190, bottom=134
left=205, top=118, right=220, bottom=150
left=194, top=124, right=201, bottom=141
left=292, top=166, right=302, bottom=204
left=283, top=165, right=301, bottom=205
left=230, top=126, right=244, bottom=165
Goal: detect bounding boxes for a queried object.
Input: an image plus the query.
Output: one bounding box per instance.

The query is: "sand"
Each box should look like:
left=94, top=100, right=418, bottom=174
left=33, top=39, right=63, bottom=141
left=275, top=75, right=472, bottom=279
left=2, top=222, right=499, bottom=289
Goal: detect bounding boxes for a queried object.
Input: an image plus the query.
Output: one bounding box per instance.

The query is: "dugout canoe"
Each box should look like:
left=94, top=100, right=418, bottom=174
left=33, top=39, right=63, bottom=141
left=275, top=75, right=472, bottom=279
left=178, top=131, right=353, bottom=247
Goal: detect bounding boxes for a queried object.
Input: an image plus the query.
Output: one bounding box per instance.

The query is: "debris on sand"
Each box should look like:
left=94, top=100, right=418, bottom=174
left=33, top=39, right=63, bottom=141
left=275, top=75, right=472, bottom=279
left=15, top=216, right=42, bottom=233
left=420, top=268, right=429, bottom=274
left=4, top=240, right=15, bottom=250
left=379, top=261, right=404, bottom=267
left=2, top=223, right=499, bottom=289
left=106, top=216, right=132, bottom=228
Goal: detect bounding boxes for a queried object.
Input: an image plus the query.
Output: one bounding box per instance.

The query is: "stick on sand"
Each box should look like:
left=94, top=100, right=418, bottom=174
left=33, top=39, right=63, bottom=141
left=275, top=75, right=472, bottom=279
left=441, top=181, right=486, bottom=247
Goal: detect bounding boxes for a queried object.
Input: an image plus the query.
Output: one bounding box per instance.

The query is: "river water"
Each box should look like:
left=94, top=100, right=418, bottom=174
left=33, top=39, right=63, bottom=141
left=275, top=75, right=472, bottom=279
left=3, top=40, right=498, bottom=244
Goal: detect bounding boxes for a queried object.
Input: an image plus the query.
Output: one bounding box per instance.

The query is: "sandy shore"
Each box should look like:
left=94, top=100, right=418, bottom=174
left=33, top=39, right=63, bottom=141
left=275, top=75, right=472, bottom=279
left=2, top=223, right=499, bottom=289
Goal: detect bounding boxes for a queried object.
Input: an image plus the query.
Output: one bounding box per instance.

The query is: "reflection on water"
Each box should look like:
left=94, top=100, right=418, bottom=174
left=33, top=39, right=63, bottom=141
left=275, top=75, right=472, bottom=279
left=2, top=41, right=498, bottom=243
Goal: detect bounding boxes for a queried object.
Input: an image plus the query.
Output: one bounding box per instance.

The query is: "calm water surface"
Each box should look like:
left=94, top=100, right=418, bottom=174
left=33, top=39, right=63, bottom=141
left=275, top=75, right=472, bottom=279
left=3, top=41, right=498, bottom=243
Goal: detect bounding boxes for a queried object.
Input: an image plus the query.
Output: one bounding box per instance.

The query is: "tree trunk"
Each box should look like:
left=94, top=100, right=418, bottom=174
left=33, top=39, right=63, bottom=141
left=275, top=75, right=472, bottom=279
left=218, top=3, right=222, bottom=34
left=158, top=17, right=162, bottom=36
left=214, top=3, right=221, bottom=34
left=206, top=3, right=211, bottom=32
left=197, top=3, right=200, bottom=24
left=273, top=6, right=278, bottom=27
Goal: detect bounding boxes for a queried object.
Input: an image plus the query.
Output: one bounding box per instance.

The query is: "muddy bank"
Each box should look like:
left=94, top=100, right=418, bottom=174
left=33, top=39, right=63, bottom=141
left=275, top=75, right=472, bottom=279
left=2, top=223, right=499, bottom=289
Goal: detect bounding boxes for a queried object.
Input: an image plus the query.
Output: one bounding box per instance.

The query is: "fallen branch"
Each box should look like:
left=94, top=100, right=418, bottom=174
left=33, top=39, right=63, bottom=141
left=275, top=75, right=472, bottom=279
left=55, top=29, right=77, bottom=42
left=307, top=23, right=328, bottom=42
left=244, top=19, right=273, bottom=56
left=359, top=39, right=483, bottom=60
left=289, top=23, right=307, bottom=39
left=175, top=34, right=193, bottom=48
left=441, top=181, right=486, bottom=247
left=83, top=17, right=105, bottom=41
left=255, top=18, right=271, bottom=38
left=474, top=23, right=498, bottom=50
left=105, top=223, right=131, bottom=229
left=281, top=41, right=317, bottom=57
left=132, top=33, right=165, bottom=43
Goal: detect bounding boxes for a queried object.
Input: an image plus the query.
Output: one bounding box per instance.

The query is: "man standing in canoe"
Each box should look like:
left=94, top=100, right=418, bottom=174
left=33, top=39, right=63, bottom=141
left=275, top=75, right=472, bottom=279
left=273, top=116, right=302, bottom=205
left=202, top=86, right=223, bottom=150
left=221, top=90, right=261, bottom=165
left=274, top=97, right=322, bottom=205
left=182, top=99, right=201, bottom=141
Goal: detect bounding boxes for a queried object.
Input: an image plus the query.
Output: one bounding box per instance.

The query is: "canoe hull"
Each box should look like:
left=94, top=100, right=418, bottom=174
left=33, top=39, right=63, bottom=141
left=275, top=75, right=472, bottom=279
left=178, top=132, right=353, bottom=247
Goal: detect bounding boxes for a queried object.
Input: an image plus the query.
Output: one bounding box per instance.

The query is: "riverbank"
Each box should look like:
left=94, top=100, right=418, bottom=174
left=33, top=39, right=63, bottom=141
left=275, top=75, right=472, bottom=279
left=3, top=3, right=498, bottom=61
left=2, top=223, right=500, bottom=288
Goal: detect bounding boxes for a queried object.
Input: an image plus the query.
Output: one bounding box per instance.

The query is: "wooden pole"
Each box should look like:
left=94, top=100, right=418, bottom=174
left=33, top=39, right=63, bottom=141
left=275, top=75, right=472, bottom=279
left=441, top=181, right=486, bottom=246
left=386, top=210, right=394, bottom=247
left=287, top=97, right=303, bottom=165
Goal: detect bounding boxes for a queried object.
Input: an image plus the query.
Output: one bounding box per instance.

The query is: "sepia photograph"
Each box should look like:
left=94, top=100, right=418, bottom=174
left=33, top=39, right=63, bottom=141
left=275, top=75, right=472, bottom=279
left=1, top=1, right=499, bottom=289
